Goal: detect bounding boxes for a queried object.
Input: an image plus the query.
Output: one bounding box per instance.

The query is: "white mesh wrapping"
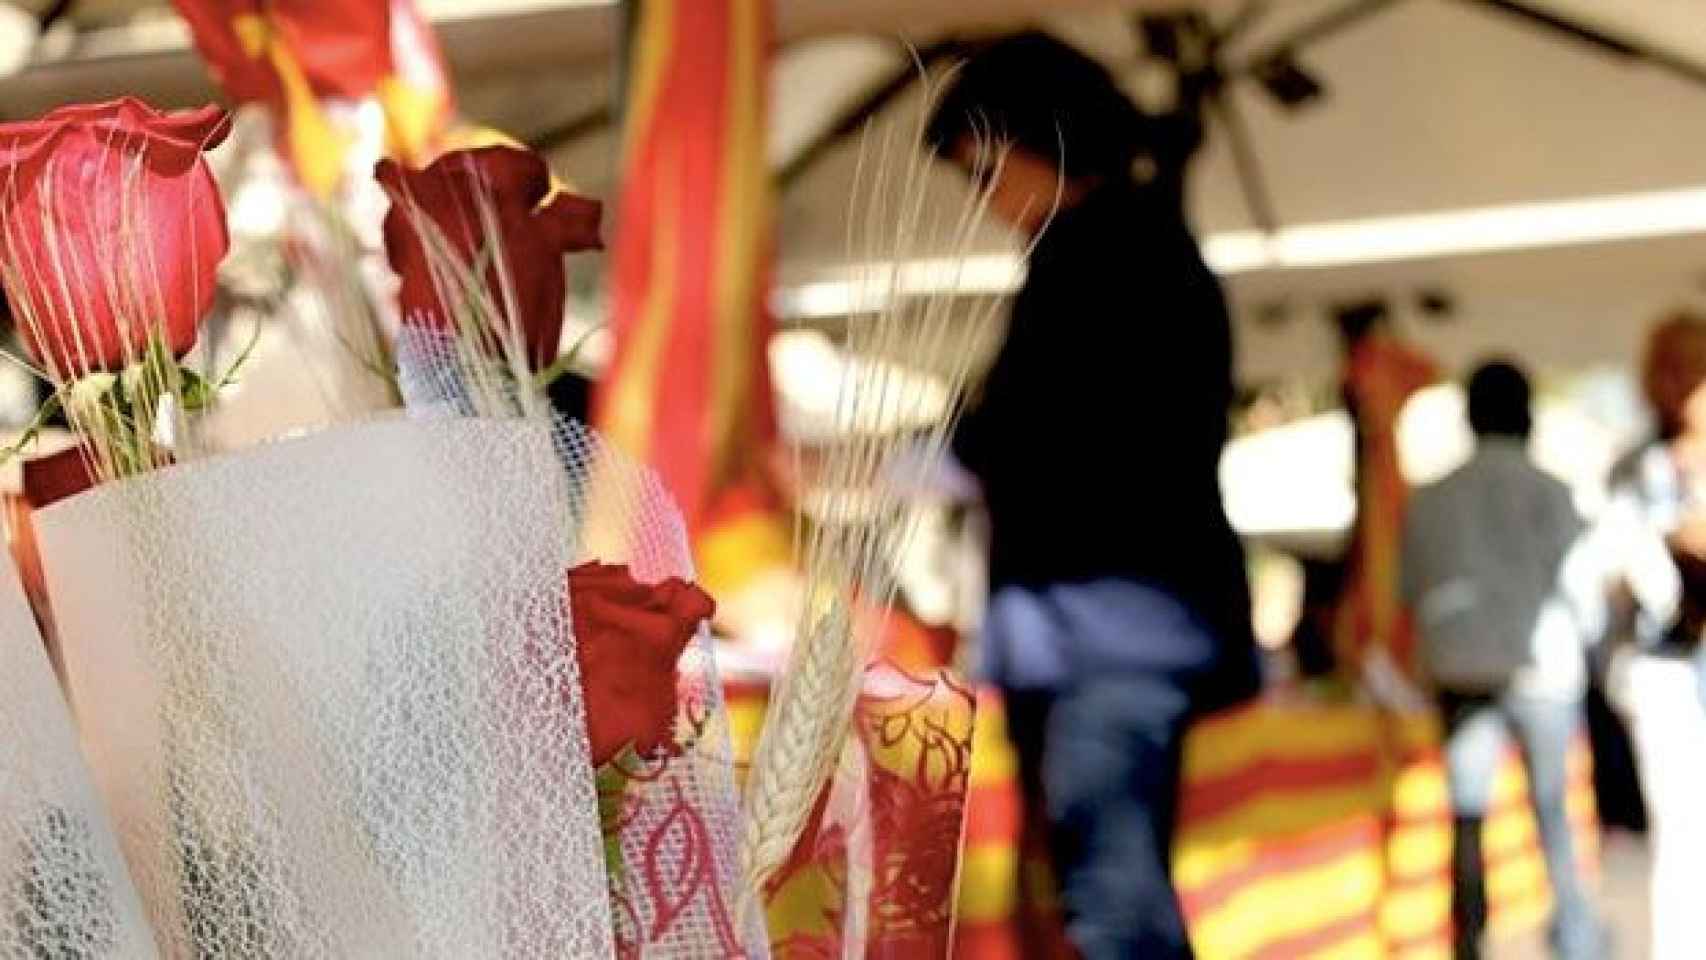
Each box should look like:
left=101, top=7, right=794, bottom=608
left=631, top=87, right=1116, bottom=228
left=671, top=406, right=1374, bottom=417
left=34, top=417, right=615, bottom=958
left=397, top=329, right=767, bottom=957
left=0, top=560, right=156, bottom=959
left=556, top=419, right=763, bottom=957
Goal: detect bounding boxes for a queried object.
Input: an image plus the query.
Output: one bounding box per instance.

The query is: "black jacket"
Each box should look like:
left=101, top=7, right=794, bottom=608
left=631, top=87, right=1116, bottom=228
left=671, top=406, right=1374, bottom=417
left=953, top=179, right=1254, bottom=656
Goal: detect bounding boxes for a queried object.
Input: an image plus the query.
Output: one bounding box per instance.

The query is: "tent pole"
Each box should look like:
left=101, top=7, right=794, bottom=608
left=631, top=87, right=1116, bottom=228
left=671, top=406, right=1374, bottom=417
left=1467, top=0, right=1706, bottom=91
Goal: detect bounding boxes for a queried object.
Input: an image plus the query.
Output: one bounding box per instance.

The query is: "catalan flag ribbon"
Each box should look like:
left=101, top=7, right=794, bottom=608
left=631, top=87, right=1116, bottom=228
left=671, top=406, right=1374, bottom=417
left=173, top=0, right=454, bottom=196
left=1336, top=332, right=1438, bottom=676
left=597, top=0, right=791, bottom=597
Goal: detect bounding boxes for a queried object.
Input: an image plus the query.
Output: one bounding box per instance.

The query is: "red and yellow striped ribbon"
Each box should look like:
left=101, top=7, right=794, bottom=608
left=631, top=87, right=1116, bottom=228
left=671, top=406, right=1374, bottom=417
left=597, top=0, right=790, bottom=597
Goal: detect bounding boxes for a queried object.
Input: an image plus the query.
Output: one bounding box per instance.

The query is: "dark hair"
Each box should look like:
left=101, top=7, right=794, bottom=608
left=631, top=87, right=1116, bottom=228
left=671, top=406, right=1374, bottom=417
left=926, top=32, right=1147, bottom=180
left=1642, top=310, right=1706, bottom=439
left=1332, top=298, right=1388, bottom=347
left=1467, top=359, right=1532, bottom=439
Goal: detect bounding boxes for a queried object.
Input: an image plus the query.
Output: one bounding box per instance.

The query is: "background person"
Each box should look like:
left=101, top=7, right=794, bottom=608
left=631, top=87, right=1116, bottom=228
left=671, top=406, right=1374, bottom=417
left=1402, top=359, right=1606, bottom=960
left=926, top=32, right=1258, bottom=959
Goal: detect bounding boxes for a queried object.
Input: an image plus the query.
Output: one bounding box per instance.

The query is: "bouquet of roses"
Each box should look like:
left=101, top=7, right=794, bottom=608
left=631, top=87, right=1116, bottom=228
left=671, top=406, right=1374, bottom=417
left=0, top=99, right=757, bottom=958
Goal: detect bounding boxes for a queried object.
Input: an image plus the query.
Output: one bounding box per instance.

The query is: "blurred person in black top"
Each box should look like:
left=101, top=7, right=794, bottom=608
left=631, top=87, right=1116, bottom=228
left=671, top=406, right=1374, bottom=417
left=928, top=32, right=1256, bottom=960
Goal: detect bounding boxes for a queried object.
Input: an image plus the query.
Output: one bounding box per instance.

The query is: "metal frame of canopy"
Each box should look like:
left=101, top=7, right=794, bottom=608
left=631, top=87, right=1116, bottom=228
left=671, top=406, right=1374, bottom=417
left=7, top=0, right=1704, bottom=200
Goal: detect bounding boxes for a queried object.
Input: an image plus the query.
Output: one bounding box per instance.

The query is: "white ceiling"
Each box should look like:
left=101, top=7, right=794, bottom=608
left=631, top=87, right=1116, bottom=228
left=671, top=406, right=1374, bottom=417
left=4, top=0, right=1706, bottom=385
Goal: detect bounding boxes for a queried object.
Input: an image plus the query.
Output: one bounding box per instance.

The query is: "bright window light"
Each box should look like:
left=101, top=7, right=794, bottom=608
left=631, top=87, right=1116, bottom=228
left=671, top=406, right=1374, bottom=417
left=777, top=183, right=1706, bottom=319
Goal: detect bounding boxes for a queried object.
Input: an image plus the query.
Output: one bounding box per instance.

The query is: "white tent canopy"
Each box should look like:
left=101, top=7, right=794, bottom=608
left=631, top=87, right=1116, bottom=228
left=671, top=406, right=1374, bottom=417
left=3, top=0, right=1705, bottom=389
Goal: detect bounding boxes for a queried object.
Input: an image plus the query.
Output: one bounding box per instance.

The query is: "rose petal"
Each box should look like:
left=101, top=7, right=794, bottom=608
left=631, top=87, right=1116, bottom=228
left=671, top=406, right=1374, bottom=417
left=537, top=190, right=603, bottom=254
left=377, top=145, right=601, bottom=371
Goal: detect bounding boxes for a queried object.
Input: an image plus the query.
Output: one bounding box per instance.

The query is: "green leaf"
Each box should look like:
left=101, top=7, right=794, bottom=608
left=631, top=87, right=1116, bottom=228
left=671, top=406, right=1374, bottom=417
left=210, top=317, right=266, bottom=394
left=532, top=325, right=604, bottom=391
left=178, top=368, right=215, bottom=413
left=138, top=332, right=182, bottom=400
left=0, top=392, right=62, bottom=467
left=594, top=745, right=642, bottom=890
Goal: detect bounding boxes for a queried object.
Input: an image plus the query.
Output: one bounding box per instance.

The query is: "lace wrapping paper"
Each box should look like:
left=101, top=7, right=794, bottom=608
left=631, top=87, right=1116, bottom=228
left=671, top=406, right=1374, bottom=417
left=0, top=558, right=157, bottom=959
left=766, top=664, right=978, bottom=958
left=34, top=417, right=615, bottom=958
left=399, top=330, right=766, bottom=957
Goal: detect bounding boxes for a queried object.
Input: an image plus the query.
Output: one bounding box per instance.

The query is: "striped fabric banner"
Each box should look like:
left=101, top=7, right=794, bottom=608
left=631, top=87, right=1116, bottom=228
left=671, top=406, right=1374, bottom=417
left=597, top=0, right=790, bottom=595
left=947, top=696, right=1599, bottom=959
left=726, top=679, right=1600, bottom=958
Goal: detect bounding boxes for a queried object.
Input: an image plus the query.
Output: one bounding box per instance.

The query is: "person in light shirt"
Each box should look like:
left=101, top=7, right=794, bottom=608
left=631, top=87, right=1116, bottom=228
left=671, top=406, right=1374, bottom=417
left=1401, top=360, right=1608, bottom=960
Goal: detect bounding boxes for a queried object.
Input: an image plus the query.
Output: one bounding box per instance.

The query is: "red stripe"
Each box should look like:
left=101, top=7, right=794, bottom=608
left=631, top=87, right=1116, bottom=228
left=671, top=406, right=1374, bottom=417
left=601, top=0, right=769, bottom=534
left=1249, top=911, right=1380, bottom=959
left=648, top=0, right=736, bottom=531
left=1388, top=930, right=1453, bottom=957
left=1180, top=751, right=1381, bottom=825
left=948, top=924, right=1026, bottom=960
left=951, top=915, right=1075, bottom=960
left=962, top=782, right=1023, bottom=847
left=1179, top=818, right=1381, bottom=918
left=1386, top=866, right=1451, bottom=893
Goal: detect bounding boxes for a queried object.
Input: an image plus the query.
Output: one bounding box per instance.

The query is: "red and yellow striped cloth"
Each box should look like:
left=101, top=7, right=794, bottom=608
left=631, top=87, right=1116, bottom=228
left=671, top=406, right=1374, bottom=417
left=950, top=695, right=1598, bottom=959
left=598, top=0, right=792, bottom=599
left=728, top=680, right=1598, bottom=958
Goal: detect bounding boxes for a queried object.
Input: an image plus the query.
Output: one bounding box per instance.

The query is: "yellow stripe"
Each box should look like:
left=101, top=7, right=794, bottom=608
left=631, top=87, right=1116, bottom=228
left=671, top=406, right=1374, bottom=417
left=1487, top=858, right=1552, bottom=936
left=1182, top=704, right=1382, bottom=782
left=619, top=0, right=675, bottom=165
left=954, top=845, right=1020, bottom=922
left=1380, top=883, right=1452, bottom=943
left=604, top=145, right=680, bottom=457
left=697, top=511, right=792, bottom=597
left=724, top=685, right=765, bottom=768
left=1385, top=823, right=1450, bottom=879
left=232, top=13, right=348, bottom=199
left=1314, top=932, right=1387, bottom=960
left=706, top=0, right=770, bottom=491
left=1390, top=760, right=1448, bottom=812
left=602, top=0, right=680, bottom=457
left=1187, top=849, right=1383, bottom=958
left=1174, top=788, right=1384, bottom=883
left=968, top=697, right=1019, bottom=785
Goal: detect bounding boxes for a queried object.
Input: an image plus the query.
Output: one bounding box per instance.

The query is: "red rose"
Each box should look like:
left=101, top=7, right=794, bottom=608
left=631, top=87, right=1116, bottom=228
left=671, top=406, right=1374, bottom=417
left=172, top=0, right=392, bottom=105
left=0, top=99, right=230, bottom=377
left=376, top=146, right=602, bottom=372
left=567, top=562, right=715, bottom=768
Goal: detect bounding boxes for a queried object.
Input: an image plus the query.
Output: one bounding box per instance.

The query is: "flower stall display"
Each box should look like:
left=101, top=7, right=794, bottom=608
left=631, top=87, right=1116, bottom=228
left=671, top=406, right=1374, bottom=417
left=0, top=88, right=987, bottom=958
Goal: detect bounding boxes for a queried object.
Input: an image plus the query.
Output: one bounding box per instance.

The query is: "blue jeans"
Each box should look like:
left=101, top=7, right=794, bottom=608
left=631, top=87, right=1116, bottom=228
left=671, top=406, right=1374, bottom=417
left=992, top=580, right=1229, bottom=960
left=1050, top=674, right=1196, bottom=959
left=1439, top=692, right=1606, bottom=960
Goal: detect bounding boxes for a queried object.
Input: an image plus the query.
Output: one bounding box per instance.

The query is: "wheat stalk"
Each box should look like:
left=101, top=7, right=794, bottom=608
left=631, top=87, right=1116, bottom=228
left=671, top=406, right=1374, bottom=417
left=736, top=65, right=1016, bottom=924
